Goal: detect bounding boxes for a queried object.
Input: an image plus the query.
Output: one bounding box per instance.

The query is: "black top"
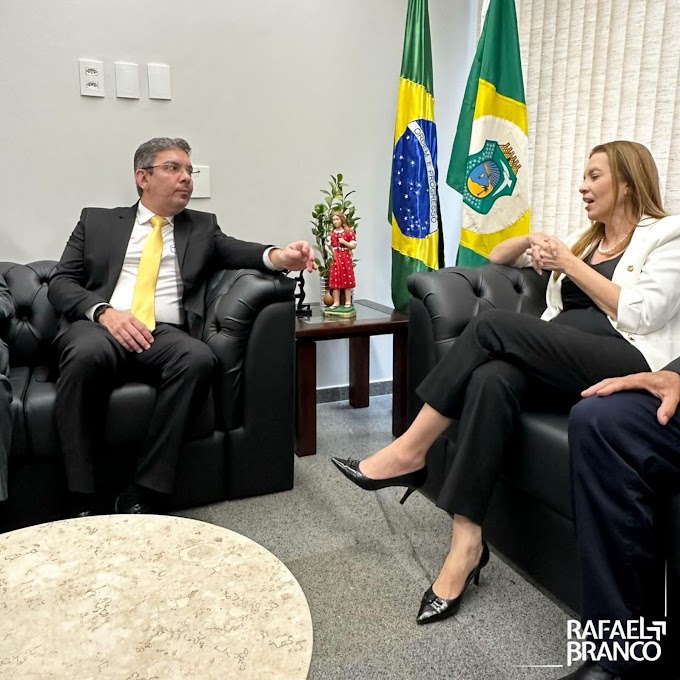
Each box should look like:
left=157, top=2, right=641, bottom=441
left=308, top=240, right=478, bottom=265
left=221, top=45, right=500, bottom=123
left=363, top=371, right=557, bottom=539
left=551, top=251, right=624, bottom=338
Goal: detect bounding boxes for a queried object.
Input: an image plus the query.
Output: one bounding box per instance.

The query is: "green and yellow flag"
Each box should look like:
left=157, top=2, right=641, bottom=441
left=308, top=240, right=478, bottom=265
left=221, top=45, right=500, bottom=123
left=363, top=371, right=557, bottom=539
left=389, top=0, right=444, bottom=312
left=447, top=0, right=529, bottom=267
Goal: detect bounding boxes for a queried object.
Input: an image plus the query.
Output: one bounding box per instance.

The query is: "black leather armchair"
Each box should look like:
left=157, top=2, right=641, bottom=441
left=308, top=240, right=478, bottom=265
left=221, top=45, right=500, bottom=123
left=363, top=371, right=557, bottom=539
left=407, top=263, right=680, bottom=613
left=0, top=260, right=296, bottom=531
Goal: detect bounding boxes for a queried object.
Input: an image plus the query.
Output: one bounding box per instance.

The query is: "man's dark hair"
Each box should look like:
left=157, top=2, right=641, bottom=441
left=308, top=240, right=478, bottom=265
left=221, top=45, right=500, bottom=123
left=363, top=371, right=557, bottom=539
left=133, top=137, right=192, bottom=197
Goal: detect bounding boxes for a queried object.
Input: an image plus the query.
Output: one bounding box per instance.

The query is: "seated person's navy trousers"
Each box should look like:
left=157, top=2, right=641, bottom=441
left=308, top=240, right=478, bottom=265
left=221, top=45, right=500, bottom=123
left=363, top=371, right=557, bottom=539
left=570, top=392, right=680, bottom=677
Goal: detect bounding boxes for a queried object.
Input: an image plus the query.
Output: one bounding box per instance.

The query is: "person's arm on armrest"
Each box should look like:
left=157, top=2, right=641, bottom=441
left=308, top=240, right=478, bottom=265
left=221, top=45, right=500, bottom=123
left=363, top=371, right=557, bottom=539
left=489, top=235, right=530, bottom=264
left=489, top=232, right=553, bottom=270
left=267, top=242, right=316, bottom=272
left=212, top=219, right=316, bottom=273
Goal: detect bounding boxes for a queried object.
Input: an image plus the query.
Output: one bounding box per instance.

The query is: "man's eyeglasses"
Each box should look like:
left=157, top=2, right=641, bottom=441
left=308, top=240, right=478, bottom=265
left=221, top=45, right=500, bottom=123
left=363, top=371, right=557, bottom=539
left=142, top=162, right=200, bottom=177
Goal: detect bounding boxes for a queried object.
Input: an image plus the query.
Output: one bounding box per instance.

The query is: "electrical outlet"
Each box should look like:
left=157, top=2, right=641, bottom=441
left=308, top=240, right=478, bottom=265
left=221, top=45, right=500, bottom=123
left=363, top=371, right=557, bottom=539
left=79, top=59, right=105, bottom=97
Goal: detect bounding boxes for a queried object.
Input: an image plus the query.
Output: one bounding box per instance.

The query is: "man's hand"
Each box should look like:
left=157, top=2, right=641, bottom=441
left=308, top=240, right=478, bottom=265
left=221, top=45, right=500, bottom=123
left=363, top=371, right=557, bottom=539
left=582, top=371, right=680, bottom=425
left=98, top=308, right=154, bottom=353
left=270, top=241, right=317, bottom=273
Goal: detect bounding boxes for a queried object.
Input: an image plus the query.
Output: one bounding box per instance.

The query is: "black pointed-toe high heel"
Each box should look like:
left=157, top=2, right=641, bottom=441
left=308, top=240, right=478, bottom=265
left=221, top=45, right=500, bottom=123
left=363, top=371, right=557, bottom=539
left=330, top=457, right=427, bottom=504
left=416, top=540, right=490, bottom=625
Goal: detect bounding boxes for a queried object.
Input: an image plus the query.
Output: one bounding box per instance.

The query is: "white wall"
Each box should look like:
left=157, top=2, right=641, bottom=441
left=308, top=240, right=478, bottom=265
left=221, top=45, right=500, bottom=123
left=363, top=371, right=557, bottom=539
left=0, top=0, right=474, bottom=388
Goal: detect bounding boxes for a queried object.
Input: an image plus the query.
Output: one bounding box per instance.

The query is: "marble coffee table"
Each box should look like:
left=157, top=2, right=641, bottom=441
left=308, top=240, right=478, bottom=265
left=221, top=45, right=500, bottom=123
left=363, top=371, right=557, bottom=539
left=0, top=514, right=313, bottom=678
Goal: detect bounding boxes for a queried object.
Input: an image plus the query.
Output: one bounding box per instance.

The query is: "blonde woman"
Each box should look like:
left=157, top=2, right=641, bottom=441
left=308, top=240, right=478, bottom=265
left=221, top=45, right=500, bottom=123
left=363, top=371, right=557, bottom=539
left=333, top=141, right=680, bottom=625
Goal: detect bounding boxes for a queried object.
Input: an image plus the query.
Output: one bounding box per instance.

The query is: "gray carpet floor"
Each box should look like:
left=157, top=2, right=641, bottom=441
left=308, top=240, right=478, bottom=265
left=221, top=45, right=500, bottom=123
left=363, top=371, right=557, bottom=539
left=178, top=395, right=574, bottom=679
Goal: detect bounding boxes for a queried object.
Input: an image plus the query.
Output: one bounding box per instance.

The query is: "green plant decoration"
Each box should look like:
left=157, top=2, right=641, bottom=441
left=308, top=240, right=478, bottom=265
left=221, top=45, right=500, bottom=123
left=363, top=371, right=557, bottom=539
left=310, top=173, right=360, bottom=280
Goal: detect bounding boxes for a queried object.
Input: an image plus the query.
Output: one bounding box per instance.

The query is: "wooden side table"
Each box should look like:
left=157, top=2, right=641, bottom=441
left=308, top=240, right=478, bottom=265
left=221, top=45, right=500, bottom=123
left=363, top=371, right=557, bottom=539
left=295, top=299, right=408, bottom=456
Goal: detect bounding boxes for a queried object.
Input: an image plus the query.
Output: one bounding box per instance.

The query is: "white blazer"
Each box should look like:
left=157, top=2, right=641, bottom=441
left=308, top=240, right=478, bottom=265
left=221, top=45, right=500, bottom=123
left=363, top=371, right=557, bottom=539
left=516, top=215, right=680, bottom=371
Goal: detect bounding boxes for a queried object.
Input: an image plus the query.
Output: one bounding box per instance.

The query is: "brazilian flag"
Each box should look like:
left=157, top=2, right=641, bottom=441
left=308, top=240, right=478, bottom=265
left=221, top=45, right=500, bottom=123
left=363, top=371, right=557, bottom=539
left=389, top=0, right=444, bottom=313
left=447, top=0, right=530, bottom=267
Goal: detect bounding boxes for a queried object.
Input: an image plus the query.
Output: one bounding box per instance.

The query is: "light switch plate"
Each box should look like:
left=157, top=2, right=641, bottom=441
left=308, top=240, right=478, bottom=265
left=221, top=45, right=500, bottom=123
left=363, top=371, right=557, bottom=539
left=79, top=59, right=105, bottom=97
left=191, top=166, right=211, bottom=198
left=147, top=63, right=171, bottom=100
left=114, top=62, right=139, bottom=99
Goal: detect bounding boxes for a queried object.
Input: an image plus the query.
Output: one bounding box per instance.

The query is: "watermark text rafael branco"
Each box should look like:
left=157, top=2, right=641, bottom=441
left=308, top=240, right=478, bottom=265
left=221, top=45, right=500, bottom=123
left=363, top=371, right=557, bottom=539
left=567, top=617, right=667, bottom=666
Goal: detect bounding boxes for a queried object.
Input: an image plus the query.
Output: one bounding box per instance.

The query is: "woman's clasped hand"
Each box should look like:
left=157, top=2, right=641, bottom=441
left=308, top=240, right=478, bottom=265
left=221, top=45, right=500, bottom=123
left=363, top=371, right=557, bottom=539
left=526, top=232, right=575, bottom=275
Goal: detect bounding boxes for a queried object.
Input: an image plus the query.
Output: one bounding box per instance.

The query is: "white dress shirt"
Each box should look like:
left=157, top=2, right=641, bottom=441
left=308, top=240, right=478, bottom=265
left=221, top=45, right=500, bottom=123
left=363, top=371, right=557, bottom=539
left=88, top=203, right=280, bottom=325
left=88, top=204, right=183, bottom=324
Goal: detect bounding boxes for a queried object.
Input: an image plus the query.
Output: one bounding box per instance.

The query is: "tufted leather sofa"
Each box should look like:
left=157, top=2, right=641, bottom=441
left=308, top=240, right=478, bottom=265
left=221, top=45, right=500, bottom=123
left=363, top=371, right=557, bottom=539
left=0, top=260, right=296, bottom=531
left=407, top=263, right=680, bottom=614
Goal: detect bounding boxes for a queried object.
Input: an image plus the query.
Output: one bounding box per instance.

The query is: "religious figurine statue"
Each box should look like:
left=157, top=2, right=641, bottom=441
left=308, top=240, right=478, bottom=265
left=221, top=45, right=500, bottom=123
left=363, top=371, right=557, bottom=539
left=323, top=210, right=357, bottom=317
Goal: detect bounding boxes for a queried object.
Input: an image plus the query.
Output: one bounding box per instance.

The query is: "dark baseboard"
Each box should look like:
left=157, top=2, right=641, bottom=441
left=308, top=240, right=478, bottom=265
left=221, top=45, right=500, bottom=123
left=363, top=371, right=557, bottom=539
left=316, top=380, right=392, bottom=404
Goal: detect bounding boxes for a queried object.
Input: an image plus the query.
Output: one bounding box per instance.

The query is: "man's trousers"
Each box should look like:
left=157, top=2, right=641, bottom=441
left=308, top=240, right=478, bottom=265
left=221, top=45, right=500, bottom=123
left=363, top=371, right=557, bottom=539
left=54, top=321, right=216, bottom=495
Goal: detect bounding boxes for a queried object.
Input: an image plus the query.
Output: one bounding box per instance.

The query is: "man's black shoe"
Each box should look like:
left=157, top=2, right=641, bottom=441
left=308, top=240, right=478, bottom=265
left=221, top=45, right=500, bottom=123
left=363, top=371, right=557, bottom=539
left=69, top=491, right=96, bottom=518
left=114, top=495, right=153, bottom=514
left=559, top=661, right=621, bottom=679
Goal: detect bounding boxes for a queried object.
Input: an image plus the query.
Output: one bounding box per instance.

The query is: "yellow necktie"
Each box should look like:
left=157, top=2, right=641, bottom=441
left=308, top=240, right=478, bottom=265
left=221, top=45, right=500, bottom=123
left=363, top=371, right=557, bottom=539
left=131, top=215, right=168, bottom=330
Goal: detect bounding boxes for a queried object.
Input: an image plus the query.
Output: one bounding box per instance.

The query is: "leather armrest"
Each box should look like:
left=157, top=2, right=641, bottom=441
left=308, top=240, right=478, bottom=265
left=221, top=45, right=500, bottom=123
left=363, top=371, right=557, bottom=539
left=406, top=264, right=548, bottom=425
left=407, top=264, right=548, bottom=344
left=0, top=261, right=59, bottom=369
left=203, top=269, right=295, bottom=429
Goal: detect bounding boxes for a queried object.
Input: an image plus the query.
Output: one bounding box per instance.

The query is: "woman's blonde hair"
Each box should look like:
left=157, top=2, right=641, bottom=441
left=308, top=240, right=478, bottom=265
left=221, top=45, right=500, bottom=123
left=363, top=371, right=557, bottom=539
left=331, top=210, right=349, bottom=228
left=571, top=140, right=666, bottom=261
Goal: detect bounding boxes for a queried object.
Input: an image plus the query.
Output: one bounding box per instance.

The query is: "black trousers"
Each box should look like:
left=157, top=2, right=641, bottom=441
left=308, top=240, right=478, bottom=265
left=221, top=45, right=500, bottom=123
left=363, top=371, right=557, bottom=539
left=570, top=393, right=680, bottom=676
left=54, top=321, right=216, bottom=495
left=417, top=309, right=650, bottom=524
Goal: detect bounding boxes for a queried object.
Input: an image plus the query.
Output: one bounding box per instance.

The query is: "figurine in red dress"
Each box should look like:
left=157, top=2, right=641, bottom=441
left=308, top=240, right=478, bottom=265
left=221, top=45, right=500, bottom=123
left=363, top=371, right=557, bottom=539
left=327, top=211, right=357, bottom=309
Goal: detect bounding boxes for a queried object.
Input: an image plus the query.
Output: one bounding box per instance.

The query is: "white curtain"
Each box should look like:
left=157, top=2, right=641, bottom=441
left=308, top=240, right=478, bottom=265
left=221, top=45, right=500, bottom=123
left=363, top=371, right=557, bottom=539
left=516, top=0, right=680, bottom=239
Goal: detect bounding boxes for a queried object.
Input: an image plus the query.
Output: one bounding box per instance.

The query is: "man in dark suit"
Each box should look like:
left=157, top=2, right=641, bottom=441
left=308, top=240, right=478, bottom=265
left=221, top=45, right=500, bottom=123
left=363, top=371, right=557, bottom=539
left=559, top=366, right=680, bottom=679
left=48, top=137, right=315, bottom=515
left=0, top=273, right=14, bottom=502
